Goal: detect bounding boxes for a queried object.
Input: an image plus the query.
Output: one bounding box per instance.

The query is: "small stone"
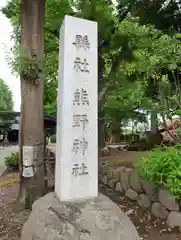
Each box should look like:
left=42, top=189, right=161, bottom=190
left=126, top=189, right=138, bottom=200
left=107, top=167, right=115, bottom=180
left=158, top=189, right=179, bottom=211
left=101, top=147, right=110, bottom=156
left=167, top=211, right=181, bottom=228
left=112, top=168, right=122, bottom=182
left=101, top=175, right=108, bottom=185
left=115, top=182, right=123, bottom=192
left=151, top=202, right=169, bottom=219
left=126, top=168, right=133, bottom=175
left=125, top=209, right=134, bottom=216
left=121, top=171, right=130, bottom=192
left=138, top=194, right=151, bottom=208
left=119, top=166, right=126, bottom=175
left=142, top=180, right=157, bottom=201
left=107, top=180, right=115, bottom=189
left=100, top=164, right=109, bottom=175
left=130, top=171, right=142, bottom=193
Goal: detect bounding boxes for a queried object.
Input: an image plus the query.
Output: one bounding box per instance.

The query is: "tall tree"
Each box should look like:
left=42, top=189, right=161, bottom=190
left=131, top=0, right=181, bottom=33
left=2, top=0, right=135, bottom=149
left=3, top=0, right=181, bottom=146
left=130, top=0, right=181, bottom=132
left=18, top=0, right=45, bottom=208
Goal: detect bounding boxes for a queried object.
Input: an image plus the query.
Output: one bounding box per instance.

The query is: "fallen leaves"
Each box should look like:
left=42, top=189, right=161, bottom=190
left=101, top=184, right=181, bottom=240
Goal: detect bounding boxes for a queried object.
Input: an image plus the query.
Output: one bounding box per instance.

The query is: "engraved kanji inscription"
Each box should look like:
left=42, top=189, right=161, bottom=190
left=81, top=89, right=89, bottom=105
left=80, top=114, right=89, bottom=130
left=79, top=163, right=89, bottom=176
left=72, top=35, right=90, bottom=50
left=82, top=59, right=89, bottom=73
left=80, top=138, right=88, bottom=156
left=72, top=163, right=89, bottom=177
left=72, top=114, right=81, bottom=128
left=73, top=89, right=90, bottom=106
left=72, top=114, right=89, bottom=130
left=73, top=89, right=81, bottom=106
left=72, top=164, right=79, bottom=177
left=72, top=139, right=80, bottom=155
left=74, top=58, right=89, bottom=73
left=74, top=57, right=82, bottom=72
left=72, top=138, right=88, bottom=156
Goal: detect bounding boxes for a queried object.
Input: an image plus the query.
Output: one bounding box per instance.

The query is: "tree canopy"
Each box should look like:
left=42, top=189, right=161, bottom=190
left=0, top=78, right=14, bottom=130
left=1, top=0, right=181, bottom=134
left=132, top=0, right=181, bottom=33
left=0, top=78, right=13, bottom=110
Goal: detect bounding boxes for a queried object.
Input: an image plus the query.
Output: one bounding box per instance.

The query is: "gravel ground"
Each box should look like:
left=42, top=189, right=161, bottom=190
left=0, top=171, right=30, bottom=240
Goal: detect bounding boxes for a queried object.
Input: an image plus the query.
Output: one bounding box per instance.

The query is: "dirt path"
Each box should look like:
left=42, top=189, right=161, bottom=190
left=0, top=172, right=30, bottom=240
left=101, top=150, right=150, bottom=166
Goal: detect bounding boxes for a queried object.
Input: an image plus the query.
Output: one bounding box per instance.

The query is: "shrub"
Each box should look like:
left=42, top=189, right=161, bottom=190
left=50, top=134, right=56, bottom=143
left=136, top=145, right=181, bottom=199
left=5, top=152, right=19, bottom=170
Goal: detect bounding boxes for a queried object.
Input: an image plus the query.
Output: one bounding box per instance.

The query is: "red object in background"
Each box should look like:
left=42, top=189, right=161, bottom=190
left=160, top=122, right=181, bottom=143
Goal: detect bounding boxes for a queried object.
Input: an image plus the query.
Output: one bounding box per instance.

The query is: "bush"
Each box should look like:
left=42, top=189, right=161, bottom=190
left=50, top=134, right=56, bottom=143
left=5, top=152, right=19, bottom=170
left=136, top=145, right=181, bottom=199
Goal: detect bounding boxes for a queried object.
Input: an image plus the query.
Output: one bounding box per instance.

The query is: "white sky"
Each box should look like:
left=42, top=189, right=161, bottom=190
left=0, top=0, right=20, bottom=111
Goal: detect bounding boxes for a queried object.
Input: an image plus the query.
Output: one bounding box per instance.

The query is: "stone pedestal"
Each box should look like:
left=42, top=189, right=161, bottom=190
left=21, top=192, right=140, bottom=240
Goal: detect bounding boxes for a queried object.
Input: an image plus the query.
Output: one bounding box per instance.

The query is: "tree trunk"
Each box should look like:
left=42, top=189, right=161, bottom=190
left=151, top=111, right=158, bottom=133
left=98, top=117, right=105, bottom=149
left=18, top=0, right=45, bottom=209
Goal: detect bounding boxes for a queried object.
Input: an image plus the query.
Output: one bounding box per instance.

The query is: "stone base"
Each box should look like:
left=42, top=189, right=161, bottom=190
left=21, top=192, right=140, bottom=240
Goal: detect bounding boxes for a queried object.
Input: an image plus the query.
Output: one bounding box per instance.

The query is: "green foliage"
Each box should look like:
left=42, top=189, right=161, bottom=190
left=44, top=101, right=57, bottom=116
left=5, top=152, right=19, bottom=170
left=15, top=51, right=41, bottom=82
left=0, top=79, right=13, bottom=110
left=137, top=146, right=181, bottom=199
left=132, top=0, right=181, bottom=33
left=2, top=0, right=181, bottom=127
left=0, top=0, right=150, bottom=115
left=0, top=79, right=14, bottom=131
left=50, top=134, right=56, bottom=143
left=103, top=81, right=146, bottom=122
left=0, top=111, right=17, bottom=132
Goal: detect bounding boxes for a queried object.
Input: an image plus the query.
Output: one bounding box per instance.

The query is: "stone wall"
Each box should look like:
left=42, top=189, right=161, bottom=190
left=100, top=163, right=181, bottom=230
